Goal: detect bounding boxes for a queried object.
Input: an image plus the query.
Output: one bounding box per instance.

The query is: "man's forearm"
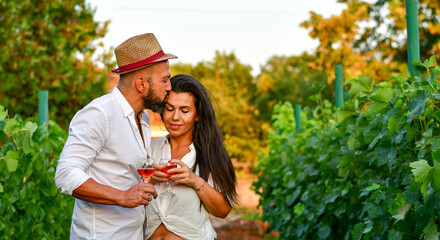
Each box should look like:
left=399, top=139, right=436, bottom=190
left=72, top=178, right=123, bottom=205
left=72, top=178, right=157, bottom=208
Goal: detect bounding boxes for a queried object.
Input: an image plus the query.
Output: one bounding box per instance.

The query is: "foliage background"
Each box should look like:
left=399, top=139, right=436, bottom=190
left=253, top=59, right=440, bottom=239
left=2, top=0, right=440, bottom=238
left=301, top=0, right=440, bottom=82
left=0, top=106, right=72, bottom=239
left=0, top=0, right=113, bottom=128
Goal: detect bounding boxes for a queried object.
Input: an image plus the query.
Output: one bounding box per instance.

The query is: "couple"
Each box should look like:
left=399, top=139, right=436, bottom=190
left=54, top=33, right=238, bottom=240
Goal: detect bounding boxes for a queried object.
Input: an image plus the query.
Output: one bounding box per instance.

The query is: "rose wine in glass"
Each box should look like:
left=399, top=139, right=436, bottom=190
left=137, top=157, right=155, bottom=183
left=161, top=164, right=177, bottom=174
left=159, top=158, right=177, bottom=192
left=137, top=168, right=155, bottom=180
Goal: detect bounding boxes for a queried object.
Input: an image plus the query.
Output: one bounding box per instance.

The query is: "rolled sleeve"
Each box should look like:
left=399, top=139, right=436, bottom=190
left=58, top=168, right=90, bottom=195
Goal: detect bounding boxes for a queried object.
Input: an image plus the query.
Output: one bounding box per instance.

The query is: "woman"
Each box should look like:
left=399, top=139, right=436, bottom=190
left=145, top=74, right=238, bottom=240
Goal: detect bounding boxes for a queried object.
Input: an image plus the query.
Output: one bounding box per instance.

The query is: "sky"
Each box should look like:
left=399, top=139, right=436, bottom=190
left=87, top=0, right=346, bottom=76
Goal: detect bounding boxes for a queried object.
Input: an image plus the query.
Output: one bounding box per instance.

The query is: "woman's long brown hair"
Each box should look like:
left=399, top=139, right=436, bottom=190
left=168, top=74, right=238, bottom=206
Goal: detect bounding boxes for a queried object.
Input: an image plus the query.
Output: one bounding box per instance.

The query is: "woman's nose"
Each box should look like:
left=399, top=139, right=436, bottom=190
left=172, top=111, right=179, bottom=120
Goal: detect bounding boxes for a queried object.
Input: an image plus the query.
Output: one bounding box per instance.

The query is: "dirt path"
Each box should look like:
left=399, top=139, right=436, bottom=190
left=213, top=215, right=270, bottom=240
left=236, top=179, right=260, bottom=207
left=210, top=180, right=278, bottom=239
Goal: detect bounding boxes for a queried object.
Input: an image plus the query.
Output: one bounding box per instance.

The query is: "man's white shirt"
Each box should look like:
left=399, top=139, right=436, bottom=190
left=55, top=86, right=151, bottom=240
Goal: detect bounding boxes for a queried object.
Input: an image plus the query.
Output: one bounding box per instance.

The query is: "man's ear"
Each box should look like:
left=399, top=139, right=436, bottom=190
left=135, top=76, right=147, bottom=93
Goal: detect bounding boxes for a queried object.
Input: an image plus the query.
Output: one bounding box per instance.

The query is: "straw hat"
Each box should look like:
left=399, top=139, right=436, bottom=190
left=111, top=33, right=177, bottom=74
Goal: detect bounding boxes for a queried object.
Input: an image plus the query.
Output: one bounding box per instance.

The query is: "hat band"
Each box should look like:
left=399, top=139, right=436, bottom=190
left=111, top=50, right=165, bottom=74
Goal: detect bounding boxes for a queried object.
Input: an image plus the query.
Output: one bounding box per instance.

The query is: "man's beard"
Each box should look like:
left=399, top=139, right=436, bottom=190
left=143, top=87, right=167, bottom=113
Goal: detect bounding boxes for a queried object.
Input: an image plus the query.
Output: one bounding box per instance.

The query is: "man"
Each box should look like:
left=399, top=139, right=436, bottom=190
left=54, top=33, right=177, bottom=239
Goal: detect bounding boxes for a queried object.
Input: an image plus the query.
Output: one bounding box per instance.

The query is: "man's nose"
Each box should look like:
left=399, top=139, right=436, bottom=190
left=165, top=80, right=172, bottom=91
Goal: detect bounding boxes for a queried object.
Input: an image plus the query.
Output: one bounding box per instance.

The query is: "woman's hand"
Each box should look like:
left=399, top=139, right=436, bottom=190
left=167, top=160, right=232, bottom=218
left=167, top=159, right=201, bottom=189
left=151, top=163, right=169, bottom=184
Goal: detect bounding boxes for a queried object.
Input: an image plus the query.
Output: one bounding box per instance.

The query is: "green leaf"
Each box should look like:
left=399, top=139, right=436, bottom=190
left=348, top=75, right=374, bottom=96
left=429, top=66, right=440, bottom=84
left=432, top=166, right=440, bottom=191
left=294, top=203, right=305, bottom=215
left=431, top=138, right=440, bottom=163
left=318, top=225, right=331, bottom=239
left=389, top=74, right=406, bottom=85
left=19, top=121, right=39, bottom=154
left=409, top=160, right=433, bottom=196
left=338, top=153, right=353, bottom=177
left=411, top=60, right=425, bottom=67
left=406, top=127, right=419, bottom=142
left=387, top=116, right=403, bottom=136
left=0, top=105, right=7, bottom=121
left=423, top=223, right=440, bottom=240
left=4, top=118, right=17, bottom=134
left=388, top=193, right=409, bottom=221
left=429, top=55, right=436, bottom=66
left=337, top=109, right=356, bottom=122
left=0, top=183, right=3, bottom=193
left=365, top=202, right=384, bottom=218
left=377, top=81, right=393, bottom=88
left=375, top=146, right=397, bottom=166
left=352, top=223, right=364, bottom=240
left=21, top=131, right=32, bottom=154
left=425, top=55, right=436, bottom=69
left=42, top=140, right=53, bottom=154
left=431, top=137, right=440, bottom=153
left=407, top=91, right=425, bottom=118
left=410, top=160, right=433, bottom=183
left=365, top=183, right=380, bottom=191
left=388, top=229, right=403, bottom=240
left=281, top=211, right=291, bottom=221
left=348, top=134, right=356, bottom=151
left=371, top=88, right=393, bottom=103
left=25, top=121, right=38, bottom=141
left=363, top=220, right=373, bottom=234
left=4, top=150, right=19, bottom=172
left=366, top=101, right=387, bottom=115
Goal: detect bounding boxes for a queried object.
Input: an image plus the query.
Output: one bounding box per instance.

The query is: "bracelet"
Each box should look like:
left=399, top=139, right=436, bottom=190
left=195, top=180, right=207, bottom=192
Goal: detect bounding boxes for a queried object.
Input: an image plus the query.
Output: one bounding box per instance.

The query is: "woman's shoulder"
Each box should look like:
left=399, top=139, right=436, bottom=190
left=151, top=137, right=166, bottom=144
left=151, top=137, right=168, bottom=152
left=151, top=137, right=167, bottom=148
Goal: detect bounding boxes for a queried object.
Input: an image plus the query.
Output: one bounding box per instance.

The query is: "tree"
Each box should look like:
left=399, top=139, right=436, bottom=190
left=301, top=0, right=440, bottom=81
left=255, top=52, right=330, bottom=121
left=0, top=0, right=113, bottom=127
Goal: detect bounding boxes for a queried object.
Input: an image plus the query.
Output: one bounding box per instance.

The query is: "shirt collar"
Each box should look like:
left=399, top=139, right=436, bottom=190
left=113, top=86, right=134, bottom=118
left=113, top=86, right=150, bottom=126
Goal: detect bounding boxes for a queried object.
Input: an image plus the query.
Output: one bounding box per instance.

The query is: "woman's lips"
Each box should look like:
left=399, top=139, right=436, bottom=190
left=169, top=124, right=181, bottom=130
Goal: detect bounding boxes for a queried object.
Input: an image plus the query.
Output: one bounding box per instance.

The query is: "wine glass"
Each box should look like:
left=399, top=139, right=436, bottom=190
left=157, top=158, right=177, bottom=217
left=136, top=156, right=155, bottom=183
left=159, top=158, right=177, bottom=193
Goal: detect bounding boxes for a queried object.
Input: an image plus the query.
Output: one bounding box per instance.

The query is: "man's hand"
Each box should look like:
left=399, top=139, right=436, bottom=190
left=118, top=182, right=158, bottom=208
left=72, top=178, right=158, bottom=207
